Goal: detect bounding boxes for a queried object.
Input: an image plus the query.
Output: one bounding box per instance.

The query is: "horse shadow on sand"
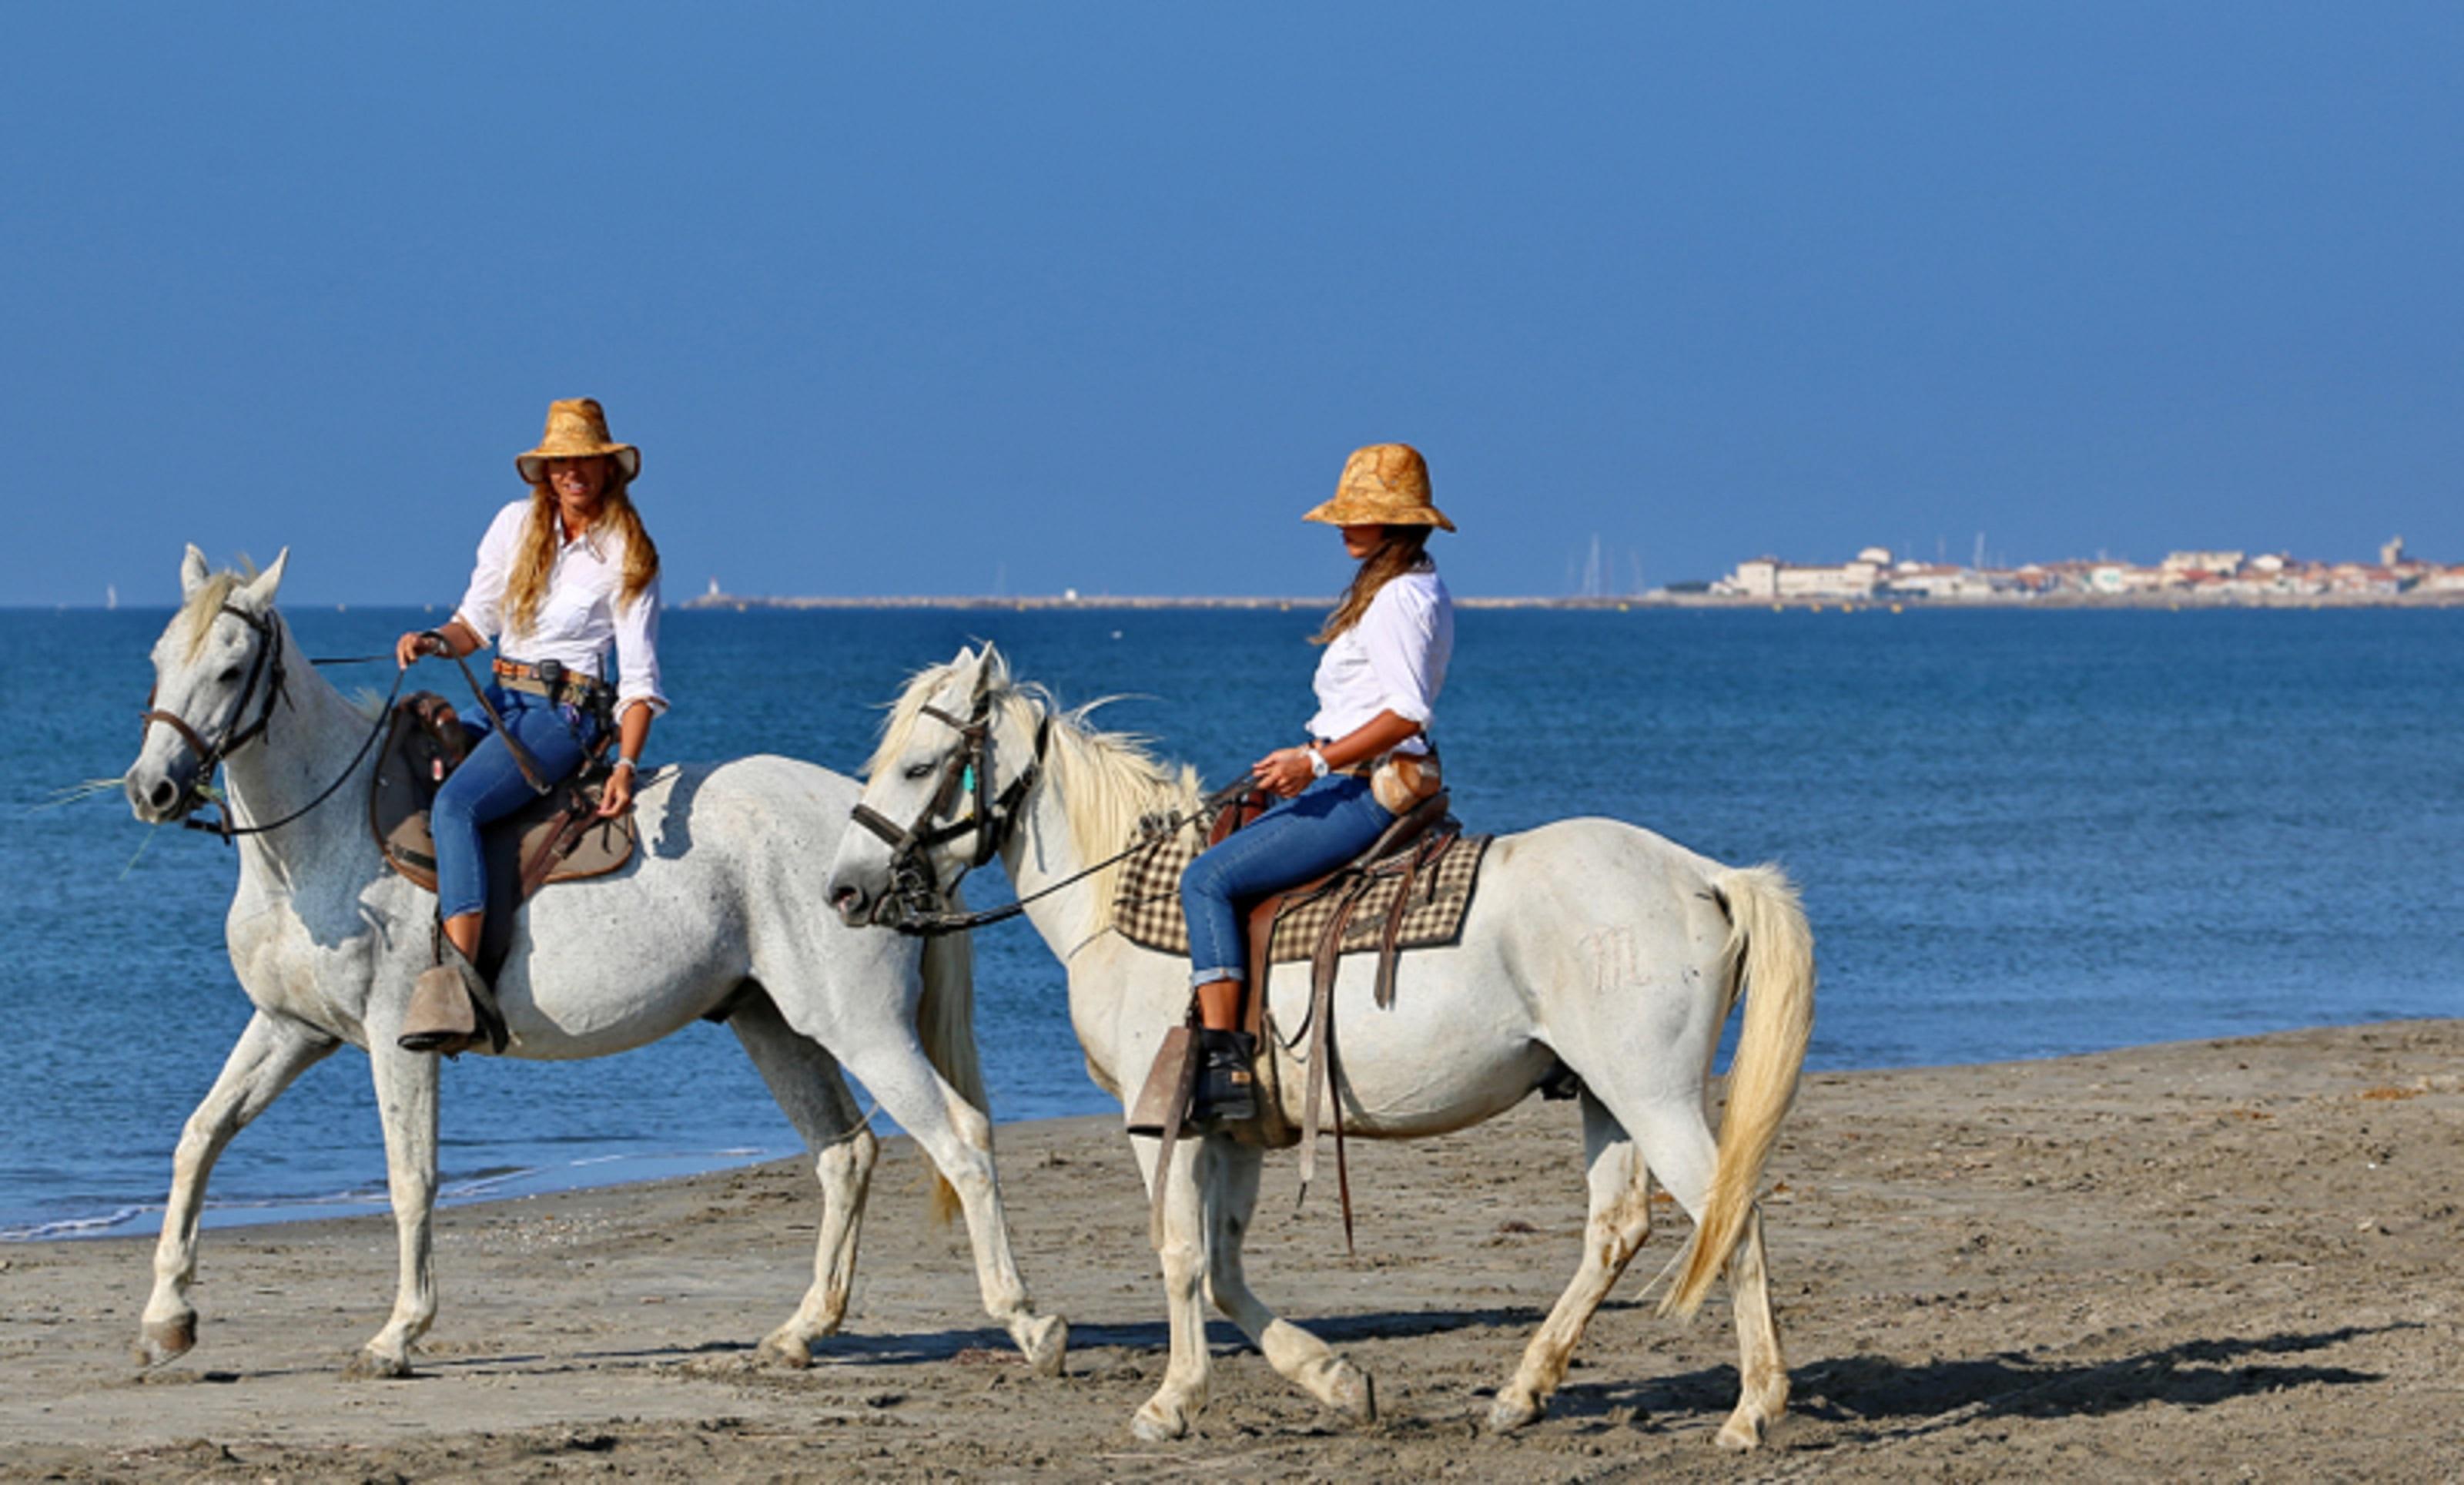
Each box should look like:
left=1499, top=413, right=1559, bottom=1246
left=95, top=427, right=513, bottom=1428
left=1545, top=1320, right=2408, bottom=1439
left=432, top=1309, right=2403, bottom=1441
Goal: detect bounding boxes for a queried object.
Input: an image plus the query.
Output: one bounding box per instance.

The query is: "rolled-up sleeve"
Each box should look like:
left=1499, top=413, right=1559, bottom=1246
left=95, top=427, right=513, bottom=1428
left=613, top=573, right=668, bottom=716
left=450, top=503, right=524, bottom=644
left=1359, top=582, right=1441, bottom=724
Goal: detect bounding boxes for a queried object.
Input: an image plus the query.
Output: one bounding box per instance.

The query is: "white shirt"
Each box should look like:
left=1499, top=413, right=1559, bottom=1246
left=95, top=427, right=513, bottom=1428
left=1305, top=563, right=1451, bottom=756
left=453, top=500, right=668, bottom=716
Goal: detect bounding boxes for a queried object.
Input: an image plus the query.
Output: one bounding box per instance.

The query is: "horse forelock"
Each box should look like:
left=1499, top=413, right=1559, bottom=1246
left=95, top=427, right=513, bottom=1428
left=174, top=570, right=247, bottom=662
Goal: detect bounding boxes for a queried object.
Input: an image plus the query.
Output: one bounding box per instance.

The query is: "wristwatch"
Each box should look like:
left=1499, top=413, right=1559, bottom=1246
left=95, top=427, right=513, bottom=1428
left=1305, top=747, right=1331, bottom=780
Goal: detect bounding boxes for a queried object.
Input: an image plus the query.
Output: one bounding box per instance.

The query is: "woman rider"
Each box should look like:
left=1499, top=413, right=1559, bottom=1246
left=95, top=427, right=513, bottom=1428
left=1180, top=443, right=1455, bottom=1124
left=392, top=398, right=665, bottom=1052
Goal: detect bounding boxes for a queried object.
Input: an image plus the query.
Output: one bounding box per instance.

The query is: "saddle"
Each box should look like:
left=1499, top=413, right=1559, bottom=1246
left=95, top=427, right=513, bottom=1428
left=367, top=692, right=637, bottom=984
left=1125, top=788, right=1491, bottom=1250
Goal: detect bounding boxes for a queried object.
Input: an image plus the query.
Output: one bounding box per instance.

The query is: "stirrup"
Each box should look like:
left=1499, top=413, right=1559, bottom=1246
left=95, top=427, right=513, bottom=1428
left=397, top=938, right=507, bottom=1057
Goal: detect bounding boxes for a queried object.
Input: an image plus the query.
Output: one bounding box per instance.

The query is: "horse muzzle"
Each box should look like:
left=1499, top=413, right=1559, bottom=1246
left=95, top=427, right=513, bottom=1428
left=124, top=758, right=202, bottom=826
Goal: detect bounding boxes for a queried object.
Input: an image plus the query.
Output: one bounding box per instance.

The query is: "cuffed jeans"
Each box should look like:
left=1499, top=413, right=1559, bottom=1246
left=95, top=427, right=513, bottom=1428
left=1180, top=775, right=1394, bottom=987
left=431, top=685, right=598, bottom=921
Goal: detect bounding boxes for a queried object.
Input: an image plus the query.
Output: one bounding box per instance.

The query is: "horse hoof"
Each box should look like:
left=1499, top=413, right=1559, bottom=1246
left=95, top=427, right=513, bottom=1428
left=342, top=1347, right=412, bottom=1381
left=1485, top=1389, right=1545, bottom=1434
left=1130, top=1402, right=1188, bottom=1443
left=1021, top=1314, right=1068, bottom=1377
left=134, top=1312, right=198, bottom=1366
left=1715, top=1413, right=1766, bottom=1452
left=1327, top=1363, right=1377, bottom=1426
left=755, top=1330, right=815, bottom=1369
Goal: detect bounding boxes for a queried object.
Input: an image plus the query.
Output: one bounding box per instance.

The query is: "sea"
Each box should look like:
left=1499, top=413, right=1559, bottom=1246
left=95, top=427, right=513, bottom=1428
left=4, top=603, right=2458, bottom=1240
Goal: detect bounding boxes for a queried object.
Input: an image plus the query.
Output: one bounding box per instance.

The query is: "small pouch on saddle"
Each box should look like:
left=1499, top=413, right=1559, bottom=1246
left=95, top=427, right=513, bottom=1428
left=1369, top=749, right=1441, bottom=815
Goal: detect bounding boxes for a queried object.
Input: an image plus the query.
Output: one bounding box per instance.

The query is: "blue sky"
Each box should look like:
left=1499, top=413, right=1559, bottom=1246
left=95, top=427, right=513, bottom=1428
left=4, top=3, right=2458, bottom=605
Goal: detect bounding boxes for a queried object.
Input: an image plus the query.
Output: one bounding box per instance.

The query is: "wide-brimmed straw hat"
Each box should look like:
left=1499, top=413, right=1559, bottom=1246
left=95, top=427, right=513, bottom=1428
left=1301, top=442, right=1455, bottom=531
left=514, top=398, right=641, bottom=484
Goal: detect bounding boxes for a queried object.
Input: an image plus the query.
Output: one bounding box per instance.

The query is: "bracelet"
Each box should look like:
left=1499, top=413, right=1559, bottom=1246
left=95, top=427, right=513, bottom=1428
left=611, top=757, right=639, bottom=773
left=1305, top=747, right=1330, bottom=780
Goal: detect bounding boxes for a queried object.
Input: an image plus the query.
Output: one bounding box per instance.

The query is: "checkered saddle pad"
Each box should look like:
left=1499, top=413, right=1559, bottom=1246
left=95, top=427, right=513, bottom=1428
left=1112, top=812, right=1492, bottom=960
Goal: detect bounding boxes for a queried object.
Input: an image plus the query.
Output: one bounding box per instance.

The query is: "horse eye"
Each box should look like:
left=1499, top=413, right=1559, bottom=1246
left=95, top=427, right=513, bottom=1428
left=904, top=763, right=936, bottom=781
left=218, top=665, right=243, bottom=683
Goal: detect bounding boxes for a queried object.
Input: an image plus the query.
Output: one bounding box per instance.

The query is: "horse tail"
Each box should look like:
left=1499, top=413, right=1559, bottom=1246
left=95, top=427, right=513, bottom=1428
left=1662, top=863, right=1816, bottom=1319
left=916, top=926, right=983, bottom=1226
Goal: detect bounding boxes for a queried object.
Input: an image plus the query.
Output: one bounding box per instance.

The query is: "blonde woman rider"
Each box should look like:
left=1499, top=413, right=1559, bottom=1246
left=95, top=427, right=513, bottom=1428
left=1179, top=443, right=1456, bottom=1124
left=391, top=398, right=665, bottom=1052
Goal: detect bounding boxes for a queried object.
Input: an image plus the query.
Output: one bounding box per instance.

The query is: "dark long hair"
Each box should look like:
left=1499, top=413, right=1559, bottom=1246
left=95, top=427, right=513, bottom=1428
left=1311, top=525, right=1432, bottom=645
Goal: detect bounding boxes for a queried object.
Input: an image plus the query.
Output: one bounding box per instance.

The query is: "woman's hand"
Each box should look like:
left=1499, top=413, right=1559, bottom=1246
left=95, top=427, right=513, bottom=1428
left=393, top=629, right=441, bottom=669
left=598, top=761, right=636, bottom=818
left=1252, top=746, right=1317, bottom=799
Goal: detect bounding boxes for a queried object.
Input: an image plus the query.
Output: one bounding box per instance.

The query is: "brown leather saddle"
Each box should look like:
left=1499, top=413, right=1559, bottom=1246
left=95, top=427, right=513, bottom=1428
left=367, top=692, right=637, bottom=982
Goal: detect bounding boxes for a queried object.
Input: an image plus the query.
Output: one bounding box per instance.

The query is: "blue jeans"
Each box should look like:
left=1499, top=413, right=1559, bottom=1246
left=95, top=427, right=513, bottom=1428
left=431, top=686, right=598, bottom=921
left=1180, top=776, right=1394, bottom=987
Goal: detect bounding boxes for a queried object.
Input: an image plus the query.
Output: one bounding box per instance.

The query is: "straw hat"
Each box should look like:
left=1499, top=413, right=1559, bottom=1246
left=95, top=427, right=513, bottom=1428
left=1302, top=443, right=1455, bottom=531
left=514, top=398, right=641, bottom=484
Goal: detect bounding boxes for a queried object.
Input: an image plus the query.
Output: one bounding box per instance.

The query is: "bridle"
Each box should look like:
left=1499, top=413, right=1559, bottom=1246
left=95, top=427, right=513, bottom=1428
left=847, top=691, right=1050, bottom=930
left=844, top=688, right=1257, bottom=939
left=139, top=602, right=402, bottom=842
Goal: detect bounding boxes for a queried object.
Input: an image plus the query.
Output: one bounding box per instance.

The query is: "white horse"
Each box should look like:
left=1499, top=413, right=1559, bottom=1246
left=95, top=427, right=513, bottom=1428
left=119, top=548, right=1065, bottom=1380
left=825, top=645, right=1814, bottom=1446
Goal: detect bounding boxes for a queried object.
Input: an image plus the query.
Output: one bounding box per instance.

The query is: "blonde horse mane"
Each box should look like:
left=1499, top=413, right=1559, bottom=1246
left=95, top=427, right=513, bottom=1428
left=175, top=565, right=254, bottom=661
left=869, top=645, right=1202, bottom=942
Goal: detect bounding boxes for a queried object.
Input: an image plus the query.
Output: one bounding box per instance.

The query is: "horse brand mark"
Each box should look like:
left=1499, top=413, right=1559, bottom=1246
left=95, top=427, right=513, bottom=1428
left=1580, top=926, right=1645, bottom=992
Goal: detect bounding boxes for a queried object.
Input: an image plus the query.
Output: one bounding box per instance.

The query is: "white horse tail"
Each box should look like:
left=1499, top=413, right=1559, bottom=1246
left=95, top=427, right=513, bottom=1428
left=1662, top=863, right=1816, bottom=1319
left=916, top=927, right=983, bottom=1225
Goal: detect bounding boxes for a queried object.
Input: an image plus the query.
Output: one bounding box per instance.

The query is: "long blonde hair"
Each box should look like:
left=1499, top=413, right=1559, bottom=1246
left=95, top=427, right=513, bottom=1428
left=501, top=470, right=660, bottom=641
left=1311, top=525, right=1432, bottom=645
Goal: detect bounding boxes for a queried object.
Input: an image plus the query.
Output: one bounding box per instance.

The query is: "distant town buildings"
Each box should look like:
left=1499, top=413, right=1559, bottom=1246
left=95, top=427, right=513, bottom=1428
left=1712, top=541, right=2450, bottom=602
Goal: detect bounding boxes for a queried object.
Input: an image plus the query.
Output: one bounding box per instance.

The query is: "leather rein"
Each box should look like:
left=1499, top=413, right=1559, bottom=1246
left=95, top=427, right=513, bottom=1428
left=848, top=692, right=1250, bottom=938
left=139, top=605, right=403, bottom=843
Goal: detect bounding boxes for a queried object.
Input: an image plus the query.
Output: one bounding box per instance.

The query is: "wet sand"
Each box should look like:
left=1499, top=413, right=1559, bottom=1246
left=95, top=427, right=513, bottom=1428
left=4, top=1020, right=2459, bottom=1481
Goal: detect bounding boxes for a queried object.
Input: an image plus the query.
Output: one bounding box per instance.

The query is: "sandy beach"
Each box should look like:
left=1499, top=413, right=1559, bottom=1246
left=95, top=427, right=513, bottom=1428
left=4, top=1019, right=2458, bottom=1482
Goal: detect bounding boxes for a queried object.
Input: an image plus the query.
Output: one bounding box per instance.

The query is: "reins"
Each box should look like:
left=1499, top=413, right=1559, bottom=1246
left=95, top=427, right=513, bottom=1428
left=853, top=690, right=1254, bottom=937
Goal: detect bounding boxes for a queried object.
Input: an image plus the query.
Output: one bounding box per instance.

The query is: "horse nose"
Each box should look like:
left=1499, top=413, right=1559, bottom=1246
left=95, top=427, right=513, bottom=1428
left=830, top=884, right=869, bottom=926
left=146, top=777, right=180, bottom=814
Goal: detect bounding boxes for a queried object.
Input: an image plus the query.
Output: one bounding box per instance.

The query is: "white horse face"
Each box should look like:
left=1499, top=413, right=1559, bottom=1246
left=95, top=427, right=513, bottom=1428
left=827, top=649, right=997, bottom=927
left=126, top=545, right=289, bottom=824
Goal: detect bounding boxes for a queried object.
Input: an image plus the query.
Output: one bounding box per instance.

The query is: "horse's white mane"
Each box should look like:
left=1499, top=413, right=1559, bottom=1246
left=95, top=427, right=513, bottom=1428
left=870, top=645, right=1203, bottom=935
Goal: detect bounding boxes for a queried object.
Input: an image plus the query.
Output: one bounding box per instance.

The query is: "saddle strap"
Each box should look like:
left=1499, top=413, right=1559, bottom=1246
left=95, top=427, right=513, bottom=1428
left=1296, top=873, right=1376, bottom=1253
left=1374, top=828, right=1458, bottom=1009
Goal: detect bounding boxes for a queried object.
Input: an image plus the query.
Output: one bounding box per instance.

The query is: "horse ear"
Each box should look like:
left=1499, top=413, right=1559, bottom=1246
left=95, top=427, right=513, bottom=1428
left=236, top=548, right=290, bottom=609
left=180, top=545, right=210, bottom=598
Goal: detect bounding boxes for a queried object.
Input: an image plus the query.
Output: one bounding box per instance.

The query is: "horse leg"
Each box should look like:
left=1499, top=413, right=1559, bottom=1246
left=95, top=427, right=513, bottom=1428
left=1127, top=1132, right=1216, bottom=1441
left=136, top=1011, right=336, bottom=1366
left=1200, top=1140, right=1374, bottom=1425
left=830, top=1040, right=1065, bottom=1376
left=726, top=991, right=878, bottom=1367
left=1623, top=1098, right=1789, bottom=1450
left=344, top=1038, right=440, bottom=1379
left=1487, top=1090, right=1652, bottom=1431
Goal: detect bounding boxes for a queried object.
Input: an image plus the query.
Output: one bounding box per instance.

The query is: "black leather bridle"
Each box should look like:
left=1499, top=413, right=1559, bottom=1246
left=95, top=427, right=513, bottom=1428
left=139, top=603, right=400, bottom=842
left=848, top=692, right=1051, bottom=929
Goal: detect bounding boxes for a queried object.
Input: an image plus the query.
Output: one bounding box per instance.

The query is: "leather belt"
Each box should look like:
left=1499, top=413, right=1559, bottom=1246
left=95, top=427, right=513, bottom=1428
left=494, top=658, right=609, bottom=705
left=1312, top=740, right=1438, bottom=779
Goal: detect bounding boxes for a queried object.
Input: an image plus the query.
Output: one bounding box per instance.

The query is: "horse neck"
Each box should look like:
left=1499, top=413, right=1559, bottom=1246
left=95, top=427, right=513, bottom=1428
left=217, top=615, right=378, bottom=873
left=997, top=722, right=1192, bottom=961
